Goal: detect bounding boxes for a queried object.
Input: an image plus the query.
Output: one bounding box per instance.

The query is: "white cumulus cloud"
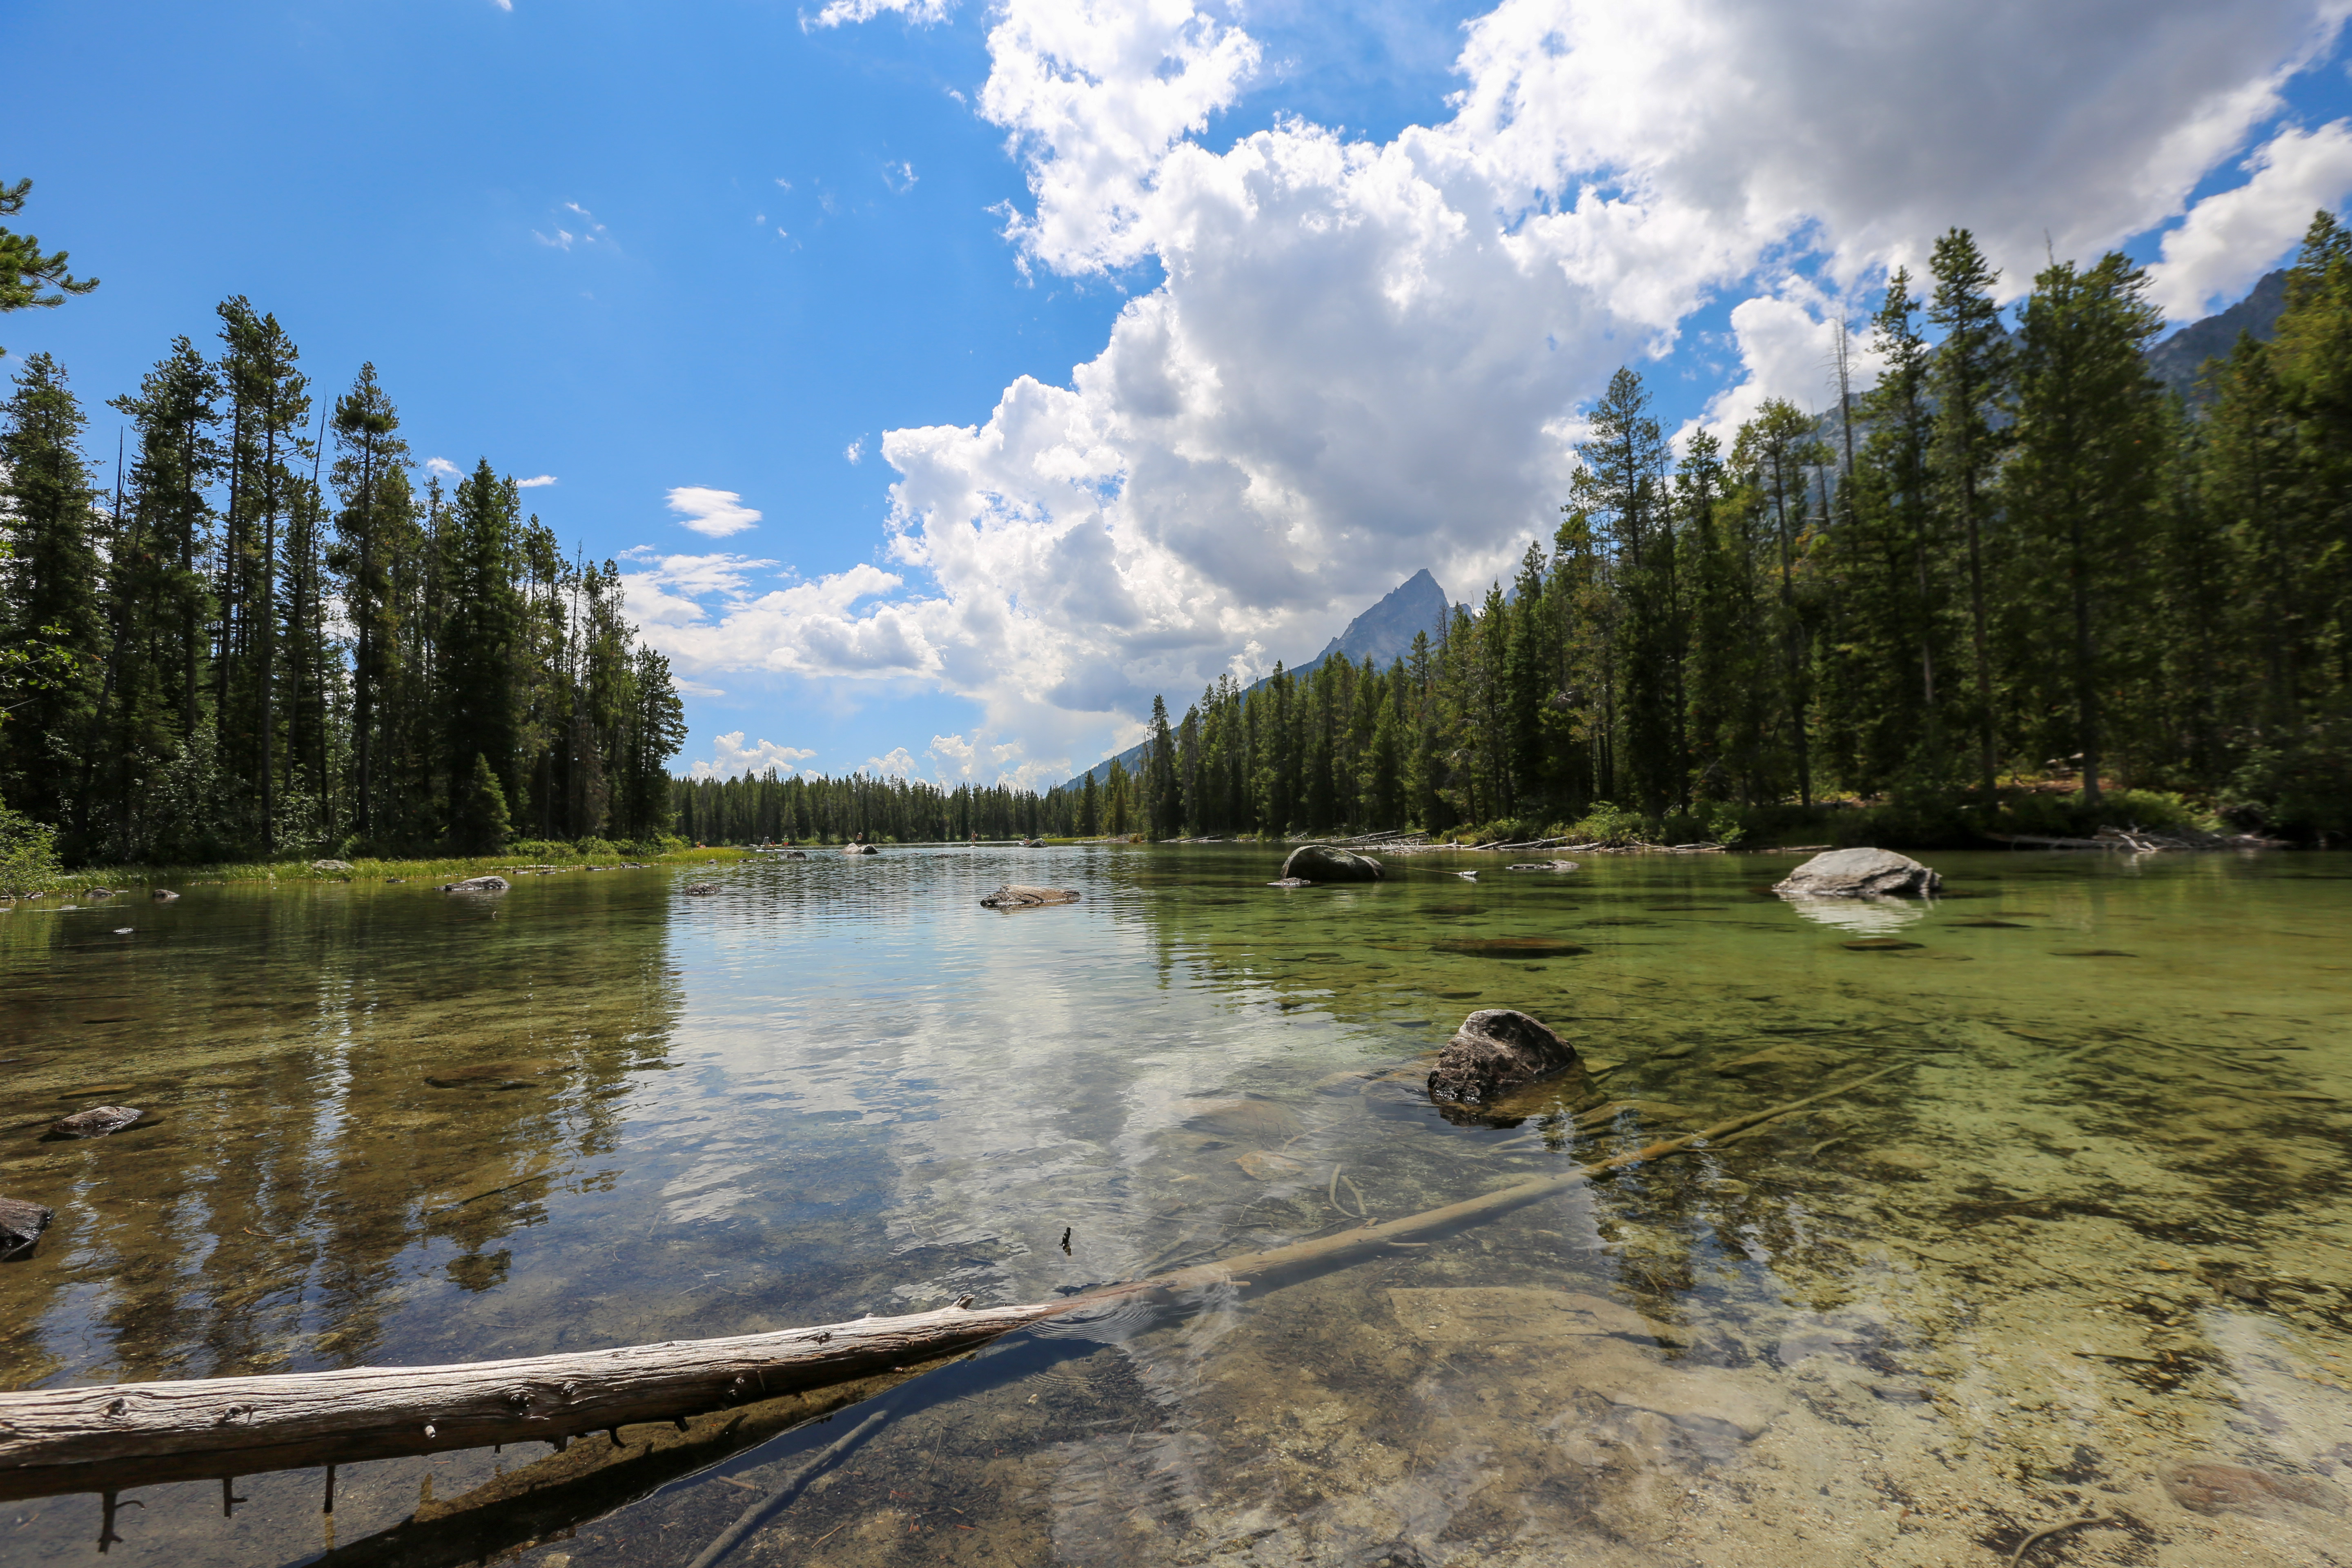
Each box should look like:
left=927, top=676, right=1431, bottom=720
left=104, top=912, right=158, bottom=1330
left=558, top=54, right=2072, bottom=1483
left=2149, top=119, right=2352, bottom=317
left=690, top=733, right=819, bottom=780
left=667, top=486, right=763, bottom=538
left=657, top=0, right=2351, bottom=772
left=516, top=474, right=558, bottom=488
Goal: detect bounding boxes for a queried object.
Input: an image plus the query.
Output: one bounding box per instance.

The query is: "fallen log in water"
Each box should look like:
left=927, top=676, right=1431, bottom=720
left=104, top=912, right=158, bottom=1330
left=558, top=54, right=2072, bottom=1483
left=0, top=1062, right=1911, bottom=1503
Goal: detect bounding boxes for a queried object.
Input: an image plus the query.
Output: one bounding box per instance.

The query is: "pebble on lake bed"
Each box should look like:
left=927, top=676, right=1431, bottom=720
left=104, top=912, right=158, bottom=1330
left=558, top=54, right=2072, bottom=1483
left=49, top=1105, right=143, bottom=1139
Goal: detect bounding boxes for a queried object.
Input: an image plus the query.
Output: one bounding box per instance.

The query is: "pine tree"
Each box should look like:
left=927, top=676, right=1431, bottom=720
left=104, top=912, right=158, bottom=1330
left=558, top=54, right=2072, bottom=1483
left=330, top=363, right=409, bottom=839
left=439, top=461, right=523, bottom=830
left=0, top=354, right=100, bottom=823
left=0, top=178, right=97, bottom=358
left=1928, top=231, right=2011, bottom=798
left=2006, top=252, right=2166, bottom=804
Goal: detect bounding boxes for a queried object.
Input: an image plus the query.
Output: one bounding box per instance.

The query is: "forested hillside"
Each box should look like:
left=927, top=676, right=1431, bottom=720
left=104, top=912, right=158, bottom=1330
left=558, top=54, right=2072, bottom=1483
left=1080, top=222, right=2352, bottom=845
left=0, top=294, right=687, bottom=862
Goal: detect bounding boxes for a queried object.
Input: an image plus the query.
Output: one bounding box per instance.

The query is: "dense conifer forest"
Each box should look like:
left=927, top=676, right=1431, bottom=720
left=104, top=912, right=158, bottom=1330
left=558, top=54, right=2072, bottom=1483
left=0, top=247, right=689, bottom=863
left=1047, top=222, right=2352, bottom=847
left=6, top=188, right=2349, bottom=859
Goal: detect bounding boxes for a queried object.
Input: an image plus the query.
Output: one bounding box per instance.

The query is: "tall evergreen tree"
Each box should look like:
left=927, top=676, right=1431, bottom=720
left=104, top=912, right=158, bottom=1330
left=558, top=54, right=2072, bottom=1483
left=0, top=353, right=100, bottom=821
left=2006, top=252, right=2166, bottom=804
left=1928, top=230, right=2011, bottom=798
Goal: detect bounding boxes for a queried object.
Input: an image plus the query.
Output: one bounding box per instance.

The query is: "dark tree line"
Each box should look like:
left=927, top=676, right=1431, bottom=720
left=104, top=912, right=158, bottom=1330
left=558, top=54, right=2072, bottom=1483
left=1084, top=218, right=2352, bottom=843
left=670, top=770, right=1067, bottom=844
left=0, top=304, right=687, bottom=862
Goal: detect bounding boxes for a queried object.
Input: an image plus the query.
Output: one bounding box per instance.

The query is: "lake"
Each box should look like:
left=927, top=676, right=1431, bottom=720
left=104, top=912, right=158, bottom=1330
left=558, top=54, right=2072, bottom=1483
left=2, top=846, right=2347, bottom=1566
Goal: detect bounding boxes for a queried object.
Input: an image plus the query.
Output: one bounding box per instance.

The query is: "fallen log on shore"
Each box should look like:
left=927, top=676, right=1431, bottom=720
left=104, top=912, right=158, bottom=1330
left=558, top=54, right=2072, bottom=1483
left=1987, top=827, right=2283, bottom=852
left=0, top=1063, right=1911, bottom=1503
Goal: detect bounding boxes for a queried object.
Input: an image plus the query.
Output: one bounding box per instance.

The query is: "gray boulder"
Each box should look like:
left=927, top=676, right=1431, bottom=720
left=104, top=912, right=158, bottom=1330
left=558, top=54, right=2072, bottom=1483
left=1773, top=847, right=1940, bottom=899
left=151, top=889, right=180, bottom=901
left=441, top=875, right=510, bottom=893
left=1280, top=844, right=1384, bottom=884
left=50, top=1105, right=143, bottom=1139
left=311, top=859, right=354, bottom=873
left=0, top=1196, right=53, bottom=1258
left=1428, top=1009, right=1580, bottom=1103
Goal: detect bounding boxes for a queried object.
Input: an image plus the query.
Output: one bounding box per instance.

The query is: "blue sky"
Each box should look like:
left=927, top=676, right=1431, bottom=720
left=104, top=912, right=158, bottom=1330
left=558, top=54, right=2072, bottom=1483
left=10, top=0, right=2352, bottom=789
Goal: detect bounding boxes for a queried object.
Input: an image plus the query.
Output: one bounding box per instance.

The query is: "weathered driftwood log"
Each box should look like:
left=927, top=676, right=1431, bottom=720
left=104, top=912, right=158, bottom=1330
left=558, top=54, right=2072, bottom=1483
left=978, top=884, right=1081, bottom=910
left=0, top=1062, right=1908, bottom=1501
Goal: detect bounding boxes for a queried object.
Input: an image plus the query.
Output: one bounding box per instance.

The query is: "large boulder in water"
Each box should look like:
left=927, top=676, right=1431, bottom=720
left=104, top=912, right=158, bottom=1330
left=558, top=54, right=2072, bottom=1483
left=441, top=874, right=510, bottom=893
left=1428, top=1010, right=1580, bottom=1103
left=1773, top=847, right=1940, bottom=899
left=1279, top=844, right=1384, bottom=884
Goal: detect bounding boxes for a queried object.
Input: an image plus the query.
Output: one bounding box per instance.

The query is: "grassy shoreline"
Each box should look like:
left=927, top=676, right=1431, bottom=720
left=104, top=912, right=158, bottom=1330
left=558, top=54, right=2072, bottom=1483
left=11, top=846, right=750, bottom=895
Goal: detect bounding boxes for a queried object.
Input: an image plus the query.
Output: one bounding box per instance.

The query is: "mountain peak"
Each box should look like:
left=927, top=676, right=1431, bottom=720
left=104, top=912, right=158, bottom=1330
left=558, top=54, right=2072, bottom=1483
left=1060, top=568, right=1451, bottom=790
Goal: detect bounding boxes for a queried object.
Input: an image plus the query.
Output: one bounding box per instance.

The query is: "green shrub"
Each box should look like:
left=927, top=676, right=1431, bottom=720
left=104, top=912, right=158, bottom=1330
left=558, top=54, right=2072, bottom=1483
left=2223, top=720, right=2352, bottom=841
left=0, top=805, right=62, bottom=895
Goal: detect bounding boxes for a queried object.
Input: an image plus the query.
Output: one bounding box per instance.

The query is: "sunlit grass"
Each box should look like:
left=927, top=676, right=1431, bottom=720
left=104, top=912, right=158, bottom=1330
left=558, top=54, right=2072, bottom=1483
left=18, top=846, right=749, bottom=895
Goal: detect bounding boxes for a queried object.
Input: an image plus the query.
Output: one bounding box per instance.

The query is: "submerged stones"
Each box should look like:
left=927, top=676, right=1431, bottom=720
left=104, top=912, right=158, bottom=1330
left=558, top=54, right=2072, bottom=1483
left=49, top=1105, right=143, bottom=1139
left=1430, top=936, right=1589, bottom=959
left=1773, top=847, right=1942, bottom=899
left=1506, top=860, right=1579, bottom=872
left=1278, top=844, right=1384, bottom=884
left=151, top=889, right=179, bottom=901
left=682, top=883, right=722, bottom=895
left=424, top=1059, right=566, bottom=1091
left=2159, top=1459, right=2346, bottom=1519
left=979, top=884, right=1081, bottom=910
left=441, top=875, right=510, bottom=893
left=1428, top=1009, right=1579, bottom=1103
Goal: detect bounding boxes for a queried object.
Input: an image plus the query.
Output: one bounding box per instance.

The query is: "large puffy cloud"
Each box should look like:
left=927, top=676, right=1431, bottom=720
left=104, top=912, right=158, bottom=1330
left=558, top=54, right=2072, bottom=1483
left=639, top=0, right=2351, bottom=780
left=2148, top=119, right=2352, bottom=316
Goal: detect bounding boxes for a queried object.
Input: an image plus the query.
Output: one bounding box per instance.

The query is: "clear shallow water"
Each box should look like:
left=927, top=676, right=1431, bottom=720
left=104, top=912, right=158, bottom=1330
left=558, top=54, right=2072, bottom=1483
left=2, top=847, right=2348, bottom=1566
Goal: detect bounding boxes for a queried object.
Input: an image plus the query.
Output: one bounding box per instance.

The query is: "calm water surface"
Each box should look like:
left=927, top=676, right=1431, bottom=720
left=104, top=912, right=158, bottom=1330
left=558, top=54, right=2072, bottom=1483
left=2, top=847, right=2348, bottom=1566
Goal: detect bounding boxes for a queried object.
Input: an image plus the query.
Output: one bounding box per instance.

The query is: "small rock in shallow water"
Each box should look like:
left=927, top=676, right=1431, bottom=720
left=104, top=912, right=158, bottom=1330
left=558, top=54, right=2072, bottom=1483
left=980, top=884, right=1080, bottom=909
left=1773, top=847, right=1941, bottom=899
left=441, top=875, right=509, bottom=893
left=1265, top=876, right=1313, bottom=888
left=682, top=883, right=721, bottom=895
left=2160, top=1459, right=2345, bottom=1518
left=151, top=889, right=178, bottom=901
left=424, top=1060, right=564, bottom=1091
left=1429, top=1009, right=1580, bottom=1103
left=86, top=888, right=115, bottom=898
left=1234, top=1149, right=1305, bottom=1181
left=49, top=1105, right=143, bottom=1139
left=0, top=1196, right=53, bottom=1257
